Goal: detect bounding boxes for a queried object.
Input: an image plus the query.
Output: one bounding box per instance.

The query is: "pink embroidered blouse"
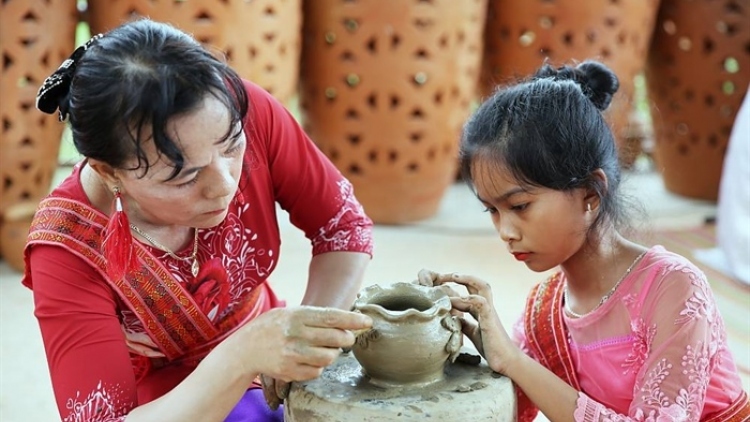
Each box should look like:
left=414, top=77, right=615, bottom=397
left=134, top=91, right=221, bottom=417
left=515, top=246, right=746, bottom=421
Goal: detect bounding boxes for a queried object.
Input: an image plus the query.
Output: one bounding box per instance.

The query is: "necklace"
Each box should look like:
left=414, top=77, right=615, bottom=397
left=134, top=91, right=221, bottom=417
left=564, top=250, right=648, bottom=318
left=130, top=224, right=200, bottom=277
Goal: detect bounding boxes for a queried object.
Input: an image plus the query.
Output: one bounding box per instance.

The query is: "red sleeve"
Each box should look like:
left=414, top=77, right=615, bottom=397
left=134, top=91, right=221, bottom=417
left=244, top=81, right=373, bottom=256
left=29, top=245, right=135, bottom=421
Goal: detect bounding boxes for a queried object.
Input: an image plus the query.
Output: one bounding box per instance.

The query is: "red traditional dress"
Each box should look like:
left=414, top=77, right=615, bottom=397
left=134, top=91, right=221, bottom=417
left=22, top=81, right=374, bottom=421
left=516, top=246, right=749, bottom=422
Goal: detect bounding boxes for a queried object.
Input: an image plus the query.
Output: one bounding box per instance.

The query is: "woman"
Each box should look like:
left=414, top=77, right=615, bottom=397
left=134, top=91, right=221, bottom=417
left=24, top=19, right=374, bottom=421
left=419, top=61, right=748, bottom=421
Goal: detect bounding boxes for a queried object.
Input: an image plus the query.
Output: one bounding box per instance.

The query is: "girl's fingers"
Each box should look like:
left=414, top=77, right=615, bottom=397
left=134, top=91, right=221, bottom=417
left=448, top=273, right=493, bottom=300
left=449, top=295, right=494, bottom=321
left=417, top=269, right=458, bottom=287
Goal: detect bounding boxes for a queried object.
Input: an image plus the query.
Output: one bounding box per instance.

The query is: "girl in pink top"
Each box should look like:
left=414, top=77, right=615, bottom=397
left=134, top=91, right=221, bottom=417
left=419, top=61, right=748, bottom=421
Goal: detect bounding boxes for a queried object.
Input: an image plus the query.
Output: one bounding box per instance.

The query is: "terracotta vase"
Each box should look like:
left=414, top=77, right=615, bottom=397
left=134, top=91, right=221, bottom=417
left=85, top=0, right=302, bottom=105
left=350, top=282, right=462, bottom=388
left=645, top=0, right=750, bottom=201
left=299, top=0, right=487, bottom=224
left=0, top=0, right=78, bottom=269
left=482, top=0, right=661, bottom=166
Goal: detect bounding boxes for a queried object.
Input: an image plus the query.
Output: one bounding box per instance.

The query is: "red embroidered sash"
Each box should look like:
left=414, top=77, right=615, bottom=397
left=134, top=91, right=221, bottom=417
left=704, top=390, right=750, bottom=422
left=26, top=197, right=220, bottom=361
left=524, top=273, right=580, bottom=389
left=524, top=273, right=750, bottom=421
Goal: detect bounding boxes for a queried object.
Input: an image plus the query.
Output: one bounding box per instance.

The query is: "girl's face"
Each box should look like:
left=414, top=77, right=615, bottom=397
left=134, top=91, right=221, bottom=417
left=117, top=95, right=246, bottom=229
left=471, top=157, right=590, bottom=272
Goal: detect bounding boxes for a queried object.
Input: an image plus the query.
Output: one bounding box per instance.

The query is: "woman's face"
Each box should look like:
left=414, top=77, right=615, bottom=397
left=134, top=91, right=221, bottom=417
left=471, top=157, right=590, bottom=272
left=117, top=94, right=246, bottom=229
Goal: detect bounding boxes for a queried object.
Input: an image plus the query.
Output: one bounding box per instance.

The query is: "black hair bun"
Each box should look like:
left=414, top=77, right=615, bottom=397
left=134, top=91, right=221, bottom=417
left=533, top=60, right=620, bottom=111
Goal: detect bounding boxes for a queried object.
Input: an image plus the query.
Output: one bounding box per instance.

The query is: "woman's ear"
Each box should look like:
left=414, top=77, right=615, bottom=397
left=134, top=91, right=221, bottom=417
left=583, top=168, right=608, bottom=212
left=87, top=159, right=120, bottom=190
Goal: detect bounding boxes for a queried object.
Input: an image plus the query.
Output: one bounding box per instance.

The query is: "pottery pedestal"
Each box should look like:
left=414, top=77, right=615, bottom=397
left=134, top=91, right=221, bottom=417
left=284, top=352, right=516, bottom=421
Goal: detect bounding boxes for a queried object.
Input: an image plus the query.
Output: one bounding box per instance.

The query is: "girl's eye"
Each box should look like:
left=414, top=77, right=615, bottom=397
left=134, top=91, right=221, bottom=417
left=482, top=206, right=498, bottom=214
left=510, top=203, right=529, bottom=212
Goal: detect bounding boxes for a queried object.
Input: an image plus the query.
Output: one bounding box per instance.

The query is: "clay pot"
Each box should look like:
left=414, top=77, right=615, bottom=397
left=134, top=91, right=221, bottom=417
left=645, top=0, right=750, bottom=201
left=481, top=0, right=661, bottom=166
left=299, top=0, right=487, bottom=224
left=0, top=202, right=37, bottom=273
left=351, top=282, right=462, bottom=388
left=0, top=1, right=77, bottom=221
left=85, top=0, right=302, bottom=105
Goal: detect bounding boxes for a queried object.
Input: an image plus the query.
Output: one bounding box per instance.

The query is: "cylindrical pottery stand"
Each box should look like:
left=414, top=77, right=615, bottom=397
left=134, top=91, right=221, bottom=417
left=285, top=352, right=516, bottom=421
left=0, top=0, right=78, bottom=271
left=645, top=0, right=750, bottom=201
left=86, top=0, right=302, bottom=105
left=481, top=0, right=661, bottom=166
left=299, top=0, right=487, bottom=224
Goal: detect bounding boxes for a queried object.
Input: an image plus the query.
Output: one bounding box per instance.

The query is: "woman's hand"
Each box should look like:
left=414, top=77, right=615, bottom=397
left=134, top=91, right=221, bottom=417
left=230, top=306, right=372, bottom=381
left=416, top=269, right=522, bottom=375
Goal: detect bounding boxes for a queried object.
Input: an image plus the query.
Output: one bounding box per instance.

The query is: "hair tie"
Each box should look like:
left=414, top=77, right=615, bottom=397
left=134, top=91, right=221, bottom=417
left=36, top=33, right=105, bottom=121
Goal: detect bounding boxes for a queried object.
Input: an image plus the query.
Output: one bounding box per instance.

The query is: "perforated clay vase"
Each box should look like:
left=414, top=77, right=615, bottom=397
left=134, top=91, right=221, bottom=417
left=299, top=0, right=487, bottom=224
left=86, top=0, right=301, bottom=105
left=350, top=282, right=462, bottom=388
left=0, top=0, right=78, bottom=270
left=646, top=0, right=749, bottom=201
left=482, top=0, right=661, bottom=166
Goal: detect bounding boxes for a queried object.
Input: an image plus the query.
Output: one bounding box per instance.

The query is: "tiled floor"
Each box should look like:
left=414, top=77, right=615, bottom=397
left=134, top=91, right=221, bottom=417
left=0, top=167, right=726, bottom=421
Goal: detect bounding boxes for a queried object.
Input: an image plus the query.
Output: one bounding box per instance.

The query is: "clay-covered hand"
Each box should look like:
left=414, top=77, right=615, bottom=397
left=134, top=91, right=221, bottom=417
left=415, top=269, right=464, bottom=300
left=260, top=374, right=289, bottom=411
left=416, top=271, right=521, bottom=375
left=237, top=306, right=373, bottom=383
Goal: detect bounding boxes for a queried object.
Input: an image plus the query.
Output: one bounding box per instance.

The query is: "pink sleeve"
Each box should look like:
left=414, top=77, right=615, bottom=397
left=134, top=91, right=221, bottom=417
left=28, top=245, right=135, bottom=421
left=244, top=81, right=373, bottom=256
left=512, top=315, right=541, bottom=422
left=573, top=263, right=726, bottom=421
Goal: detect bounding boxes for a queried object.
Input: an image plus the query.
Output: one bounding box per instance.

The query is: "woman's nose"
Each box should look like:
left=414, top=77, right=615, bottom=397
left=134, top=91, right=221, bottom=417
left=203, top=166, right=234, bottom=199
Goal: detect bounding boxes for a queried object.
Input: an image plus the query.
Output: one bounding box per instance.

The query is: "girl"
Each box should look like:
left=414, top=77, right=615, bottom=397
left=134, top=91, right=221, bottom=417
left=419, top=61, right=748, bottom=421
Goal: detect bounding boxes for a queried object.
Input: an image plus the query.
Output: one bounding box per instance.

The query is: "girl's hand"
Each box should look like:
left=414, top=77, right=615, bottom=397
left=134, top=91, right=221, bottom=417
left=416, top=269, right=522, bottom=375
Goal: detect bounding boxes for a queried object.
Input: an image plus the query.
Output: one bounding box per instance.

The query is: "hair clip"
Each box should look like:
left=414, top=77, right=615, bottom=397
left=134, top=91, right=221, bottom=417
left=36, top=33, right=105, bottom=121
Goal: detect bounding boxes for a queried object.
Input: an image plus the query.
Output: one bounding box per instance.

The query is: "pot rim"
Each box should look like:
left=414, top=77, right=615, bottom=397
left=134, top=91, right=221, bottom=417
left=352, top=282, right=451, bottom=321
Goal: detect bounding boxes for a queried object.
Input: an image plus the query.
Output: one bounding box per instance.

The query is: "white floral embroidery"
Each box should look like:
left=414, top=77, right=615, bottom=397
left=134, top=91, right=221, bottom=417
left=311, top=179, right=373, bottom=253
left=63, top=381, right=129, bottom=422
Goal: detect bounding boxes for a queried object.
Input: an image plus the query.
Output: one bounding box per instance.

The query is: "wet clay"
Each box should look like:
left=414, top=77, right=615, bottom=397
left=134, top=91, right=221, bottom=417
left=284, top=352, right=516, bottom=421
left=350, top=282, right=462, bottom=388
left=284, top=283, right=516, bottom=421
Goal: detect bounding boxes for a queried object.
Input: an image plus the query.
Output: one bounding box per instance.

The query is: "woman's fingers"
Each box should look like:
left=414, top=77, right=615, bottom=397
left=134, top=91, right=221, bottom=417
left=301, top=307, right=373, bottom=331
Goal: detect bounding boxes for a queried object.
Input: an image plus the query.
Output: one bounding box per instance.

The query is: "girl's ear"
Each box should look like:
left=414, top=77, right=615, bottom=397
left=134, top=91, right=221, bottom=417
left=583, top=168, right=608, bottom=212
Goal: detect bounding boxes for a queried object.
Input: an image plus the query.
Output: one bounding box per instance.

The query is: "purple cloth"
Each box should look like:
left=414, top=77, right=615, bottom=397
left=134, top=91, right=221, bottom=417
left=224, top=388, right=284, bottom=422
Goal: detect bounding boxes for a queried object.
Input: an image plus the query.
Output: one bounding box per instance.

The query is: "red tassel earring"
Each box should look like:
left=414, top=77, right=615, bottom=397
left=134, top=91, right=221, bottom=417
left=102, top=186, right=135, bottom=280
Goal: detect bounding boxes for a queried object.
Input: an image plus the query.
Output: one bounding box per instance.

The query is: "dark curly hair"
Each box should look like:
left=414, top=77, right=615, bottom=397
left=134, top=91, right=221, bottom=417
left=63, top=19, right=249, bottom=180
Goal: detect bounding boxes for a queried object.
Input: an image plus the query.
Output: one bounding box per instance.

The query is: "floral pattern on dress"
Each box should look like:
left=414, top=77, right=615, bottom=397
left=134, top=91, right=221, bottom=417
left=571, top=259, right=735, bottom=421
left=622, top=318, right=657, bottom=375
left=63, top=381, right=130, bottom=422
left=311, top=179, right=373, bottom=256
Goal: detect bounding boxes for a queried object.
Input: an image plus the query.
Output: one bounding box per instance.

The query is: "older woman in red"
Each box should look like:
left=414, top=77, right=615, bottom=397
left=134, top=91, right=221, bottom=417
left=24, top=19, right=373, bottom=422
